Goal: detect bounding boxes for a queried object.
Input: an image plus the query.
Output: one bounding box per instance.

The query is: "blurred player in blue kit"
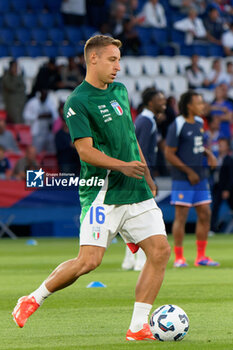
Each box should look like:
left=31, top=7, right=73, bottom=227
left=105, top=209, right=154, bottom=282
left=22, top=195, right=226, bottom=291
left=165, top=91, right=220, bottom=267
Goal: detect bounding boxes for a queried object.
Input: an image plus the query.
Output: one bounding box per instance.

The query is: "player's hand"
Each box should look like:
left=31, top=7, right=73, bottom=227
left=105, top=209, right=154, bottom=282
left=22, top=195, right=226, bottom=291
left=120, top=161, right=146, bottom=179
left=222, top=190, right=230, bottom=200
left=207, top=153, right=217, bottom=169
left=187, top=170, right=200, bottom=185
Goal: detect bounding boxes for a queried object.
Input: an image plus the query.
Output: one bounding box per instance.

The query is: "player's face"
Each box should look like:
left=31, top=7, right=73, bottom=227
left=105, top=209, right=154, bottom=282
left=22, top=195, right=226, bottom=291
left=95, top=45, right=121, bottom=84
left=188, top=95, right=204, bottom=116
left=152, top=92, right=166, bottom=114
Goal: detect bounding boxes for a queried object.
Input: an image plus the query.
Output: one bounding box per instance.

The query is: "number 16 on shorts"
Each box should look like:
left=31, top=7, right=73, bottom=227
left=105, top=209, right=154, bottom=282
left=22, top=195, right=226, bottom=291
left=90, top=206, right=105, bottom=240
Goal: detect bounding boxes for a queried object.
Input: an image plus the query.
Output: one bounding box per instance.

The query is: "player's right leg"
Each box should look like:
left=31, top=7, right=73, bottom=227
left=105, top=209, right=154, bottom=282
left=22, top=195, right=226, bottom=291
left=172, top=205, right=189, bottom=267
left=12, top=245, right=105, bottom=328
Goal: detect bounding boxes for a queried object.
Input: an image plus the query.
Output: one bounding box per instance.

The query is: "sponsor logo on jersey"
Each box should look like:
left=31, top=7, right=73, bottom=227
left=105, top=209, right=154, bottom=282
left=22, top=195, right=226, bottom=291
left=66, top=107, right=76, bottom=118
left=110, top=100, right=123, bottom=116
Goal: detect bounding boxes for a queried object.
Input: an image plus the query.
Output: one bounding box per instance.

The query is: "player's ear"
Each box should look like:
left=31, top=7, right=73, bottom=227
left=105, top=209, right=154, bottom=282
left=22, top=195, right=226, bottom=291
left=89, top=51, right=98, bottom=65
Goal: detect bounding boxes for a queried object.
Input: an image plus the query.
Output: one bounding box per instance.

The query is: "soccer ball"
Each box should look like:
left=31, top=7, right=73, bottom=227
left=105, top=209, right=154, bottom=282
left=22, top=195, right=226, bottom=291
left=149, top=304, right=189, bottom=341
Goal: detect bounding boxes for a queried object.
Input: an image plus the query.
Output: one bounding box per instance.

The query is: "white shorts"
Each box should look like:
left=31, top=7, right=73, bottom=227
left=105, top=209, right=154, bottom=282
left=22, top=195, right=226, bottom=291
left=79, top=198, right=166, bottom=248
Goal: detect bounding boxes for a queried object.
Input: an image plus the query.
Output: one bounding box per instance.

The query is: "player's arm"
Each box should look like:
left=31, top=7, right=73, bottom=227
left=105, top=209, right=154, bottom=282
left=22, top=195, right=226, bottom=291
left=164, top=146, right=200, bottom=185
left=137, top=141, right=157, bottom=197
left=204, top=147, right=217, bottom=169
left=74, top=137, right=146, bottom=179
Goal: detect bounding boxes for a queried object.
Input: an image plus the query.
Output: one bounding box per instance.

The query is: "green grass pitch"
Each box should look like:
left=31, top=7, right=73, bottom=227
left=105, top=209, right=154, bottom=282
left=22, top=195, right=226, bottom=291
left=0, top=234, right=232, bottom=350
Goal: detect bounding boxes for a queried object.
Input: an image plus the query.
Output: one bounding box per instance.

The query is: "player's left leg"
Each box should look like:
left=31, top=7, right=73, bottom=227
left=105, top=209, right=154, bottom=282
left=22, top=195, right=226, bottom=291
left=194, top=204, right=219, bottom=266
left=126, top=235, right=170, bottom=340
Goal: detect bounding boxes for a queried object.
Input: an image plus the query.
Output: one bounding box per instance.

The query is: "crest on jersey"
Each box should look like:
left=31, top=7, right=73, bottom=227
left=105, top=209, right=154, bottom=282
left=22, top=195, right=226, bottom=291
left=110, top=100, right=123, bottom=116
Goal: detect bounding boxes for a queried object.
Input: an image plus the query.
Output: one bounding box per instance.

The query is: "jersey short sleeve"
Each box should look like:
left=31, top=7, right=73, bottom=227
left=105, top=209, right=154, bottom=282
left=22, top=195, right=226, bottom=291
left=64, top=96, right=92, bottom=142
left=166, top=121, right=178, bottom=148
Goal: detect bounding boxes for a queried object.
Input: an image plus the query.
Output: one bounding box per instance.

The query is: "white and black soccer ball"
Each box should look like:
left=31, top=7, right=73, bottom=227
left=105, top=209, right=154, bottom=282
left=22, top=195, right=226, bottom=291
left=149, top=304, right=189, bottom=341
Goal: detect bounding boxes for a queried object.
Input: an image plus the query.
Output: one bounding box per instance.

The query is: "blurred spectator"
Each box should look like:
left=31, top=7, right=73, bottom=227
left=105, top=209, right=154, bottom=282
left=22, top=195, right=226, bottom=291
left=0, top=145, right=11, bottom=179
left=76, top=53, right=86, bottom=79
left=0, top=115, right=19, bottom=152
left=31, top=58, right=61, bottom=97
left=158, top=96, right=178, bottom=140
left=203, top=6, right=225, bottom=45
left=61, top=0, right=86, bottom=26
left=140, top=0, right=167, bottom=28
left=55, top=117, right=80, bottom=175
left=23, top=90, right=58, bottom=153
left=174, top=7, right=207, bottom=44
left=117, top=18, right=141, bottom=55
left=93, top=22, right=112, bottom=37
left=206, top=59, right=229, bottom=89
left=222, top=22, right=233, bottom=56
left=226, top=61, right=233, bottom=87
left=2, top=60, right=26, bottom=124
left=204, top=116, right=221, bottom=157
left=135, top=88, right=166, bottom=177
left=185, top=54, right=208, bottom=89
left=170, top=0, right=206, bottom=15
left=210, top=83, right=233, bottom=139
left=13, top=145, right=38, bottom=180
left=109, top=2, right=127, bottom=37
left=210, top=137, right=233, bottom=232
left=59, top=57, right=83, bottom=90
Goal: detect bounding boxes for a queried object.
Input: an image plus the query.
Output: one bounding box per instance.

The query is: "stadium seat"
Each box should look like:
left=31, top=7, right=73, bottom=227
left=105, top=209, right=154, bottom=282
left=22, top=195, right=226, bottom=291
left=170, top=29, right=185, bottom=45
left=136, top=76, right=155, bottom=92
left=180, top=45, right=194, bottom=56
left=198, top=57, right=213, bottom=75
left=18, top=57, right=39, bottom=78
left=81, top=25, right=96, bottom=40
left=15, top=28, right=31, bottom=45
left=124, top=57, right=143, bottom=77
left=0, top=1, right=10, bottom=13
left=21, top=13, right=38, bottom=28
left=26, top=45, right=43, bottom=57
left=65, top=27, right=83, bottom=45
left=48, top=28, right=65, bottom=44
left=0, top=14, right=4, bottom=27
left=11, top=0, right=28, bottom=12
left=0, top=45, right=9, bottom=57
left=154, top=75, right=171, bottom=95
left=136, top=27, right=152, bottom=46
left=59, top=45, right=76, bottom=57
left=46, top=0, right=62, bottom=12
left=31, top=28, right=48, bottom=44
left=27, top=0, right=45, bottom=11
left=159, top=56, right=177, bottom=76
left=54, top=13, right=64, bottom=27
left=0, top=28, right=15, bottom=45
left=5, top=151, right=23, bottom=169
left=143, top=57, right=160, bottom=76
left=175, top=55, right=191, bottom=74
left=142, top=44, right=160, bottom=56
left=4, top=13, right=21, bottom=28
left=41, top=153, right=59, bottom=173
left=130, top=91, right=142, bottom=109
left=9, top=45, right=27, bottom=58
left=208, top=44, right=224, bottom=57
left=192, top=44, right=209, bottom=57
left=43, top=45, right=59, bottom=57
left=0, top=57, right=10, bottom=75
left=151, top=28, right=168, bottom=45
left=38, top=13, right=56, bottom=28
left=171, top=75, right=188, bottom=95
left=14, top=124, right=32, bottom=147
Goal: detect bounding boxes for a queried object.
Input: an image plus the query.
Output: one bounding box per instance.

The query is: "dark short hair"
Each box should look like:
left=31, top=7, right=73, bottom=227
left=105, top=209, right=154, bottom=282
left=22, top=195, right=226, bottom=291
left=218, top=137, right=230, bottom=147
left=178, top=91, right=200, bottom=118
left=142, top=88, right=163, bottom=106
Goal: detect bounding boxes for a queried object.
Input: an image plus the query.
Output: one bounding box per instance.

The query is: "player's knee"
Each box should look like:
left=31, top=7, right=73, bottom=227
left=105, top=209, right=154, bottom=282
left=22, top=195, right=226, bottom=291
left=150, top=240, right=171, bottom=264
left=198, top=207, right=211, bottom=223
left=76, top=256, right=102, bottom=274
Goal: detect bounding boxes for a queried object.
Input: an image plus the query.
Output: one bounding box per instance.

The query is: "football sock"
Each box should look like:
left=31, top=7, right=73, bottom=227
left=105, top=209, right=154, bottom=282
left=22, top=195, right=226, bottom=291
left=129, top=302, right=152, bottom=332
left=30, top=281, right=52, bottom=306
left=196, top=240, right=207, bottom=259
left=174, top=246, right=184, bottom=260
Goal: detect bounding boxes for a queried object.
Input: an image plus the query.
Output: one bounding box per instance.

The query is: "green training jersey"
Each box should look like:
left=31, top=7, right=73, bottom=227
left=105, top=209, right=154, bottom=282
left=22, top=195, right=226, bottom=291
left=64, top=80, right=153, bottom=208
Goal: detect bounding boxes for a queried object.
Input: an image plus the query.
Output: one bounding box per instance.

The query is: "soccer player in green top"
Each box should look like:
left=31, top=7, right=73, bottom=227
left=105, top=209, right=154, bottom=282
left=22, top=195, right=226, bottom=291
left=12, top=35, right=171, bottom=341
